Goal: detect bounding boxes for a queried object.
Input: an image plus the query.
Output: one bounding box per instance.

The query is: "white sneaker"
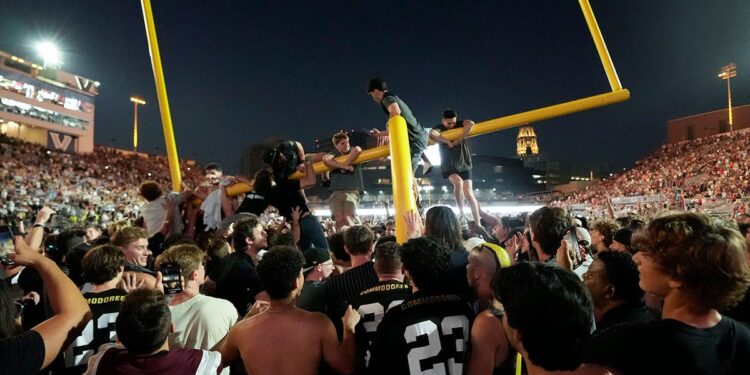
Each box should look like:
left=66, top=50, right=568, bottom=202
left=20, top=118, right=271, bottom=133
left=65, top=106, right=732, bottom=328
left=458, top=214, right=469, bottom=229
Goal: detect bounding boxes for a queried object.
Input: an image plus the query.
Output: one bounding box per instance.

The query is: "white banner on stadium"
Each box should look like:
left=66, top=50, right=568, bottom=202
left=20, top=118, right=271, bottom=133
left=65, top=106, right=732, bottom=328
left=568, top=204, right=588, bottom=215
left=610, top=194, right=665, bottom=205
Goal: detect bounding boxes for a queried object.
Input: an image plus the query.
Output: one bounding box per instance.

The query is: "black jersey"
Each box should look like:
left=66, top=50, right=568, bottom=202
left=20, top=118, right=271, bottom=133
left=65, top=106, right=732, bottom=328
left=351, top=280, right=411, bottom=373
left=54, top=288, right=126, bottom=374
left=326, top=262, right=379, bottom=320
left=367, top=291, right=474, bottom=375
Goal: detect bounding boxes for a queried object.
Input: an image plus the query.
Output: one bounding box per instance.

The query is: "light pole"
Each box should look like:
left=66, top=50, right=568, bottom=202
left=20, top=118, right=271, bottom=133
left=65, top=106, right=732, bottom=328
left=130, top=96, right=146, bottom=152
left=718, top=63, right=737, bottom=133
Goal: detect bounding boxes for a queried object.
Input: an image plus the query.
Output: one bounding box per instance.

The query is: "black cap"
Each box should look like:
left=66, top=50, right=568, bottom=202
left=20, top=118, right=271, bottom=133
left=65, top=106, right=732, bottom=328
left=613, top=228, right=633, bottom=247
left=303, top=247, right=331, bottom=272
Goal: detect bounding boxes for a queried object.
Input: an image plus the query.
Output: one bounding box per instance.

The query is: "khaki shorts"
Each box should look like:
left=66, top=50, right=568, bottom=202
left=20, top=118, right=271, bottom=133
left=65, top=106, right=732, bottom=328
left=329, top=190, right=360, bottom=216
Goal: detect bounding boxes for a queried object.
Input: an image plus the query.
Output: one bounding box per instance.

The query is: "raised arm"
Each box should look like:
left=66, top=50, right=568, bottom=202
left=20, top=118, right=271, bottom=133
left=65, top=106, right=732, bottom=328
left=470, top=221, right=495, bottom=243
left=321, top=306, right=359, bottom=374
left=480, top=210, right=501, bottom=228
left=12, top=237, right=92, bottom=369
left=606, top=198, right=616, bottom=219
left=26, top=207, right=56, bottom=249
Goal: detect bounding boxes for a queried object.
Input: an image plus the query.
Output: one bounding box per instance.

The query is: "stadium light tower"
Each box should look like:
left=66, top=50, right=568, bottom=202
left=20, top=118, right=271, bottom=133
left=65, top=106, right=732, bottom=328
left=34, top=41, right=62, bottom=69
left=718, top=63, right=737, bottom=133
left=130, top=96, right=146, bottom=152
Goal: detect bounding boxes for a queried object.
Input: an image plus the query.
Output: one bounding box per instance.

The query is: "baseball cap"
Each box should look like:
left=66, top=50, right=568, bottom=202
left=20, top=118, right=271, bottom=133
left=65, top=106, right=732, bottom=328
left=613, top=228, right=633, bottom=248
left=303, top=247, right=331, bottom=273
left=576, top=227, right=592, bottom=247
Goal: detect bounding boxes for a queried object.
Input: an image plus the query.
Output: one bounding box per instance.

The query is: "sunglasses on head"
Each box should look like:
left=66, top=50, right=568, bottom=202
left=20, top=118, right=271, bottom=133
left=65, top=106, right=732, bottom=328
left=477, top=242, right=511, bottom=269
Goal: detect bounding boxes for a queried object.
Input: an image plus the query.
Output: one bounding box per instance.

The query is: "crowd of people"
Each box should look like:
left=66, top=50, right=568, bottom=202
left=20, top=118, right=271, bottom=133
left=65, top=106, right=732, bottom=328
left=1, top=76, right=750, bottom=374
left=2, top=190, right=748, bottom=374
left=559, top=129, right=750, bottom=219
left=0, top=133, right=204, bottom=231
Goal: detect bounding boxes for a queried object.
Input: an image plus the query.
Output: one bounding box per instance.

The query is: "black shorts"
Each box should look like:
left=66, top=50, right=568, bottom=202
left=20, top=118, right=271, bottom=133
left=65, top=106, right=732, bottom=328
left=443, top=169, right=472, bottom=180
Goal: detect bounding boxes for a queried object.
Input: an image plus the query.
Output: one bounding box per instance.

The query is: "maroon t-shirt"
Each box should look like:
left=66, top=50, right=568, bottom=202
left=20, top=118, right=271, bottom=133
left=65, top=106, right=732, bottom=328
left=85, top=344, right=222, bottom=375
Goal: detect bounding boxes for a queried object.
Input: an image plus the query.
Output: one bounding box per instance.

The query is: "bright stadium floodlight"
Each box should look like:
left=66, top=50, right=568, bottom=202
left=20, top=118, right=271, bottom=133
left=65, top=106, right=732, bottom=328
left=718, top=63, right=737, bottom=133
left=130, top=97, right=146, bottom=105
left=130, top=96, right=147, bottom=152
left=35, top=41, right=62, bottom=69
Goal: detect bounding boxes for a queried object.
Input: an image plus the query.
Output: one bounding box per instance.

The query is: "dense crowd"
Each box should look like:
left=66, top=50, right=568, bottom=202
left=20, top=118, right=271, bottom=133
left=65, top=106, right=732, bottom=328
left=1, top=120, right=750, bottom=375
left=0, top=134, right=204, bottom=230
left=559, top=128, right=750, bottom=219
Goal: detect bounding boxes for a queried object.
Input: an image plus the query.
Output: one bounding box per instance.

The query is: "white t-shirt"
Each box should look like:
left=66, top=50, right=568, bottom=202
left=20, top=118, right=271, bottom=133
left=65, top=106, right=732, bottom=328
left=169, top=294, right=238, bottom=352
left=141, top=192, right=185, bottom=237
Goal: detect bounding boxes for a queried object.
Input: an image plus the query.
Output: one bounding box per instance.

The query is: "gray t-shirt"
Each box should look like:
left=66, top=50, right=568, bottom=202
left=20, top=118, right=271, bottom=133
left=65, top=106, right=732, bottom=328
left=381, top=92, right=428, bottom=153
left=328, top=149, right=364, bottom=193
left=433, top=121, right=472, bottom=173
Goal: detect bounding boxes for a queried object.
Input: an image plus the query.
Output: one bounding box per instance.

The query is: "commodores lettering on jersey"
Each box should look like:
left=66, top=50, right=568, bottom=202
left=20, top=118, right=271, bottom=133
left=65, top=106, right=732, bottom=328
left=85, top=295, right=125, bottom=305
left=360, top=282, right=410, bottom=294
left=352, top=279, right=411, bottom=372
left=400, top=294, right=461, bottom=311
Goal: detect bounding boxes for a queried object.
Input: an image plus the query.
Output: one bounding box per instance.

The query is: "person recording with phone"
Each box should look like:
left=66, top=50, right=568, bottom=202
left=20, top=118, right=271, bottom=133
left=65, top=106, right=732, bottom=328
left=1, top=207, right=55, bottom=279
left=3, top=208, right=66, bottom=333
left=154, top=244, right=238, bottom=375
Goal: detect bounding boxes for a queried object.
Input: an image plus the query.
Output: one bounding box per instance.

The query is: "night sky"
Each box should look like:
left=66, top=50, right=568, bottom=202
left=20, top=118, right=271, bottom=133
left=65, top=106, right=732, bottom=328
left=2, top=1, right=748, bottom=175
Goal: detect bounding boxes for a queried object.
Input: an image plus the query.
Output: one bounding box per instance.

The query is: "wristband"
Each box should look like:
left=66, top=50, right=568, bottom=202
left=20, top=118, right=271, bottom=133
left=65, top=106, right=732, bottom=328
left=32, top=223, right=45, bottom=228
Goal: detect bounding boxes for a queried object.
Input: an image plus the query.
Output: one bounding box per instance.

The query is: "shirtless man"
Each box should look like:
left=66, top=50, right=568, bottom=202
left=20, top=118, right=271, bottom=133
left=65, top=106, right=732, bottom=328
left=220, top=246, right=360, bottom=375
left=465, top=242, right=514, bottom=375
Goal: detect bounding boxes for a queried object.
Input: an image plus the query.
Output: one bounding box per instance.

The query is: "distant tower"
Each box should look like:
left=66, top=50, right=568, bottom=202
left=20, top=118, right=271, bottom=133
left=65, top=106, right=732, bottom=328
left=516, top=125, right=539, bottom=158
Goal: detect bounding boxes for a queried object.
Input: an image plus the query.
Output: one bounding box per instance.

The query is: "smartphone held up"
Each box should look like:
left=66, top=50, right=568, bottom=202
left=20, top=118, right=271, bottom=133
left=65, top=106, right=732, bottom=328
left=0, top=225, right=15, bottom=266
left=159, top=262, right=183, bottom=295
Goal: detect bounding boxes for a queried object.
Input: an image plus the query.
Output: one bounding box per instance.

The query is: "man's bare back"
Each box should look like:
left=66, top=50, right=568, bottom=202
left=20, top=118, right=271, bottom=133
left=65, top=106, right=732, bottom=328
left=222, top=305, right=357, bottom=375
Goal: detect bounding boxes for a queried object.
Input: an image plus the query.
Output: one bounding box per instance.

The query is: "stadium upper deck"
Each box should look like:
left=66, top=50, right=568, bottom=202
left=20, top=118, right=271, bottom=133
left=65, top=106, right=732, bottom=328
left=0, top=49, right=99, bottom=154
